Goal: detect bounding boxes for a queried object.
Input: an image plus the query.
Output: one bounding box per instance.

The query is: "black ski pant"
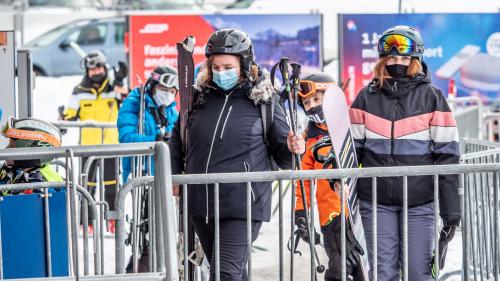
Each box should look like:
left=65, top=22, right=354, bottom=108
left=321, top=223, right=364, bottom=281
left=190, top=217, right=262, bottom=281
left=81, top=157, right=118, bottom=223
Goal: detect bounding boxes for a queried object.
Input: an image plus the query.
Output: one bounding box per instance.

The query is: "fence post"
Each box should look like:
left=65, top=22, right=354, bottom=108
left=154, top=142, right=178, bottom=280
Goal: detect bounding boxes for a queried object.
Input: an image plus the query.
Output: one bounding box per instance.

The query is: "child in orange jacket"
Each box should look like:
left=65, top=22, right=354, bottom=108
left=294, top=72, right=363, bottom=281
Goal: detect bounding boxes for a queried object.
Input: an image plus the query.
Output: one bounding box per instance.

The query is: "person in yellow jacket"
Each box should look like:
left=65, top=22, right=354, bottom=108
left=1, top=117, right=64, bottom=193
left=294, top=73, right=364, bottom=281
left=62, top=51, right=128, bottom=233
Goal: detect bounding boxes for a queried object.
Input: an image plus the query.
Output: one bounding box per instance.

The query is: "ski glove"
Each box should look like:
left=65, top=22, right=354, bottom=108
left=328, top=215, right=365, bottom=272
left=294, top=210, right=321, bottom=245
left=430, top=226, right=456, bottom=278
left=113, top=61, right=128, bottom=87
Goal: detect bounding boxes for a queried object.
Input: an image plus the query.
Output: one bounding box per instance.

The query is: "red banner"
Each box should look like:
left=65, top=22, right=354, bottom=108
left=128, top=15, right=214, bottom=88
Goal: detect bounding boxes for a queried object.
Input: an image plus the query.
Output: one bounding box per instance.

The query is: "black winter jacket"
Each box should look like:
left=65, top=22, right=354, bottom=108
left=169, top=72, right=292, bottom=222
left=349, top=64, right=461, bottom=227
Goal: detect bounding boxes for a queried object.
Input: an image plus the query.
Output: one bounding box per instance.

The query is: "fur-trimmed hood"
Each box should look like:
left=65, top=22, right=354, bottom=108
left=194, top=70, right=276, bottom=105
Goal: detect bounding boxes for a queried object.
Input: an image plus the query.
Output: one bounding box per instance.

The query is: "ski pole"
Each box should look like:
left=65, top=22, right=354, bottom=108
left=290, top=62, right=325, bottom=274
left=279, top=58, right=325, bottom=275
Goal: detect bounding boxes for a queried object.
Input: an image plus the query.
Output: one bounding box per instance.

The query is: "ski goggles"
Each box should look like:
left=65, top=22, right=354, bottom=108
left=298, top=80, right=335, bottom=98
left=83, top=57, right=106, bottom=69
left=378, top=34, right=417, bottom=56
left=151, top=71, right=179, bottom=90
left=1, top=117, right=61, bottom=147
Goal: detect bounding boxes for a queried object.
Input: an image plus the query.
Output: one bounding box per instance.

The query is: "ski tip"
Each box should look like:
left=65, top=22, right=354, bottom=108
left=184, top=36, right=196, bottom=52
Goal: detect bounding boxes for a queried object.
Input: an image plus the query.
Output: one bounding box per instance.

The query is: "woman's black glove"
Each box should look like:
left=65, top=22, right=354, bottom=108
left=430, top=226, right=456, bottom=278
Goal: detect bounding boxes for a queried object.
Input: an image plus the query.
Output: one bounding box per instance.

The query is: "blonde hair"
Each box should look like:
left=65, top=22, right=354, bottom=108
left=202, top=55, right=259, bottom=86
left=373, top=57, right=423, bottom=87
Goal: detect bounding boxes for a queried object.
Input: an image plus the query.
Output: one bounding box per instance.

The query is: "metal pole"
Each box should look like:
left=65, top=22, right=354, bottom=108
left=247, top=182, right=252, bottom=281
left=434, top=175, right=440, bottom=281
left=43, top=189, right=53, bottom=277
left=154, top=181, right=165, bottom=272
left=68, top=150, right=80, bottom=280
left=150, top=185, right=157, bottom=272
left=309, top=179, right=316, bottom=276
left=460, top=172, right=469, bottom=281
left=65, top=157, right=74, bottom=276
left=403, top=176, right=408, bottom=281
left=0, top=199, right=4, bottom=279
left=278, top=180, right=284, bottom=281
left=290, top=179, right=295, bottom=281
left=154, top=142, right=179, bottom=280
left=183, top=184, right=189, bottom=280
left=215, top=182, right=220, bottom=281
left=494, top=171, right=499, bottom=281
left=81, top=173, right=90, bottom=275
left=99, top=158, right=105, bottom=273
left=341, top=178, right=346, bottom=281
left=372, top=177, right=377, bottom=281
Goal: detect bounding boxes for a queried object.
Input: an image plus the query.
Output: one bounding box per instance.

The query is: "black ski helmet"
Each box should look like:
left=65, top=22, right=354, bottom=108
left=81, top=50, right=108, bottom=72
left=205, top=29, right=255, bottom=80
left=2, top=117, right=62, bottom=168
left=378, top=25, right=424, bottom=61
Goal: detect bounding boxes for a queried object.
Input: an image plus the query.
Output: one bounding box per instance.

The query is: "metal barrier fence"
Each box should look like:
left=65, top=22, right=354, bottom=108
left=170, top=162, right=500, bottom=281
left=0, top=142, right=178, bottom=281
left=1, top=136, right=499, bottom=281
left=461, top=139, right=500, bottom=281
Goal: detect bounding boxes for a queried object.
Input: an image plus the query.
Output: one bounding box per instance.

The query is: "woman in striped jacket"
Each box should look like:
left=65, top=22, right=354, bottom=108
left=349, top=25, right=460, bottom=281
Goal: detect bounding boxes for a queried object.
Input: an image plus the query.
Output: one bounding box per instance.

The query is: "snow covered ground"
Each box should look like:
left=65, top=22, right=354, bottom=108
left=32, top=76, right=463, bottom=280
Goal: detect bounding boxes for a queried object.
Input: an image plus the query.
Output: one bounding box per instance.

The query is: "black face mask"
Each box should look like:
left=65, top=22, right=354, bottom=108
left=386, top=64, right=409, bottom=78
left=89, top=73, right=106, bottom=84
left=306, top=105, right=326, bottom=124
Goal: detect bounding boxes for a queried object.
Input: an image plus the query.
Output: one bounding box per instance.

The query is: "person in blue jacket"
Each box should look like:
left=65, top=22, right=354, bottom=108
left=118, top=65, right=179, bottom=183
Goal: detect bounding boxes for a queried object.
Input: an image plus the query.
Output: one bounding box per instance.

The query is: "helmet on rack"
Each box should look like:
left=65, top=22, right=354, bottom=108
left=377, top=25, right=424, bottom=61
left=205, top=29, right=255, bottom=80
left=2, top=117, right=62, bottom=168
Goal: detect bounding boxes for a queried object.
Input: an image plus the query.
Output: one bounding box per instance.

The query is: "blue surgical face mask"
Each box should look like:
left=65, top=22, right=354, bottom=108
left=212, top=68, right=239, bottom=90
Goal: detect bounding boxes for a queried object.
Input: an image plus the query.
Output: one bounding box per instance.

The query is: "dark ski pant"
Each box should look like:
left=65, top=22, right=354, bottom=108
left=190, top=217, right=262, bottom=281
left=321, top=223, right=364, bottom=281
left=359, top=200, right=435, bottom=281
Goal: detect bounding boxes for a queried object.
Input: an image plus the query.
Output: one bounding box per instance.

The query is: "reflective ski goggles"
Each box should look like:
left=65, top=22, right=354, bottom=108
left=378, top=34, right=416, bottom=56
left=1, top=117, right=61, bottom=147
left=151, top=71, right=179, bottom=90
left=298, top=80, right=335, bottom=98
left=83, top=57, right=106, bottom=69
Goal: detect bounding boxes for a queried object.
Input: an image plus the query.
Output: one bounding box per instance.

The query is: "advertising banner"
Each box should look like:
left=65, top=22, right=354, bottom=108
left=128, top=14, right=322, bottom=88
left=339, top=14, right=500, bottom=104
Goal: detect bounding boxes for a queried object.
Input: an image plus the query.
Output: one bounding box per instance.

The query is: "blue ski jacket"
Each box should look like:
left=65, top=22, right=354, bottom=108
left=118, top=87, right=179, bottom=182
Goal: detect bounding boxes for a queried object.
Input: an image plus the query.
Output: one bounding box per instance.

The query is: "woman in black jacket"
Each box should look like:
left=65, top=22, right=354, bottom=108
left=169, top=29, right=305, bottom=281
left=349, top=26, right=460, bottom=281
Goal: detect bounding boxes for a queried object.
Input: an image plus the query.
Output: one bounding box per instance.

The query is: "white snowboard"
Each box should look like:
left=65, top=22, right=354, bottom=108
left=322, top=85, right=369, bottom=281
